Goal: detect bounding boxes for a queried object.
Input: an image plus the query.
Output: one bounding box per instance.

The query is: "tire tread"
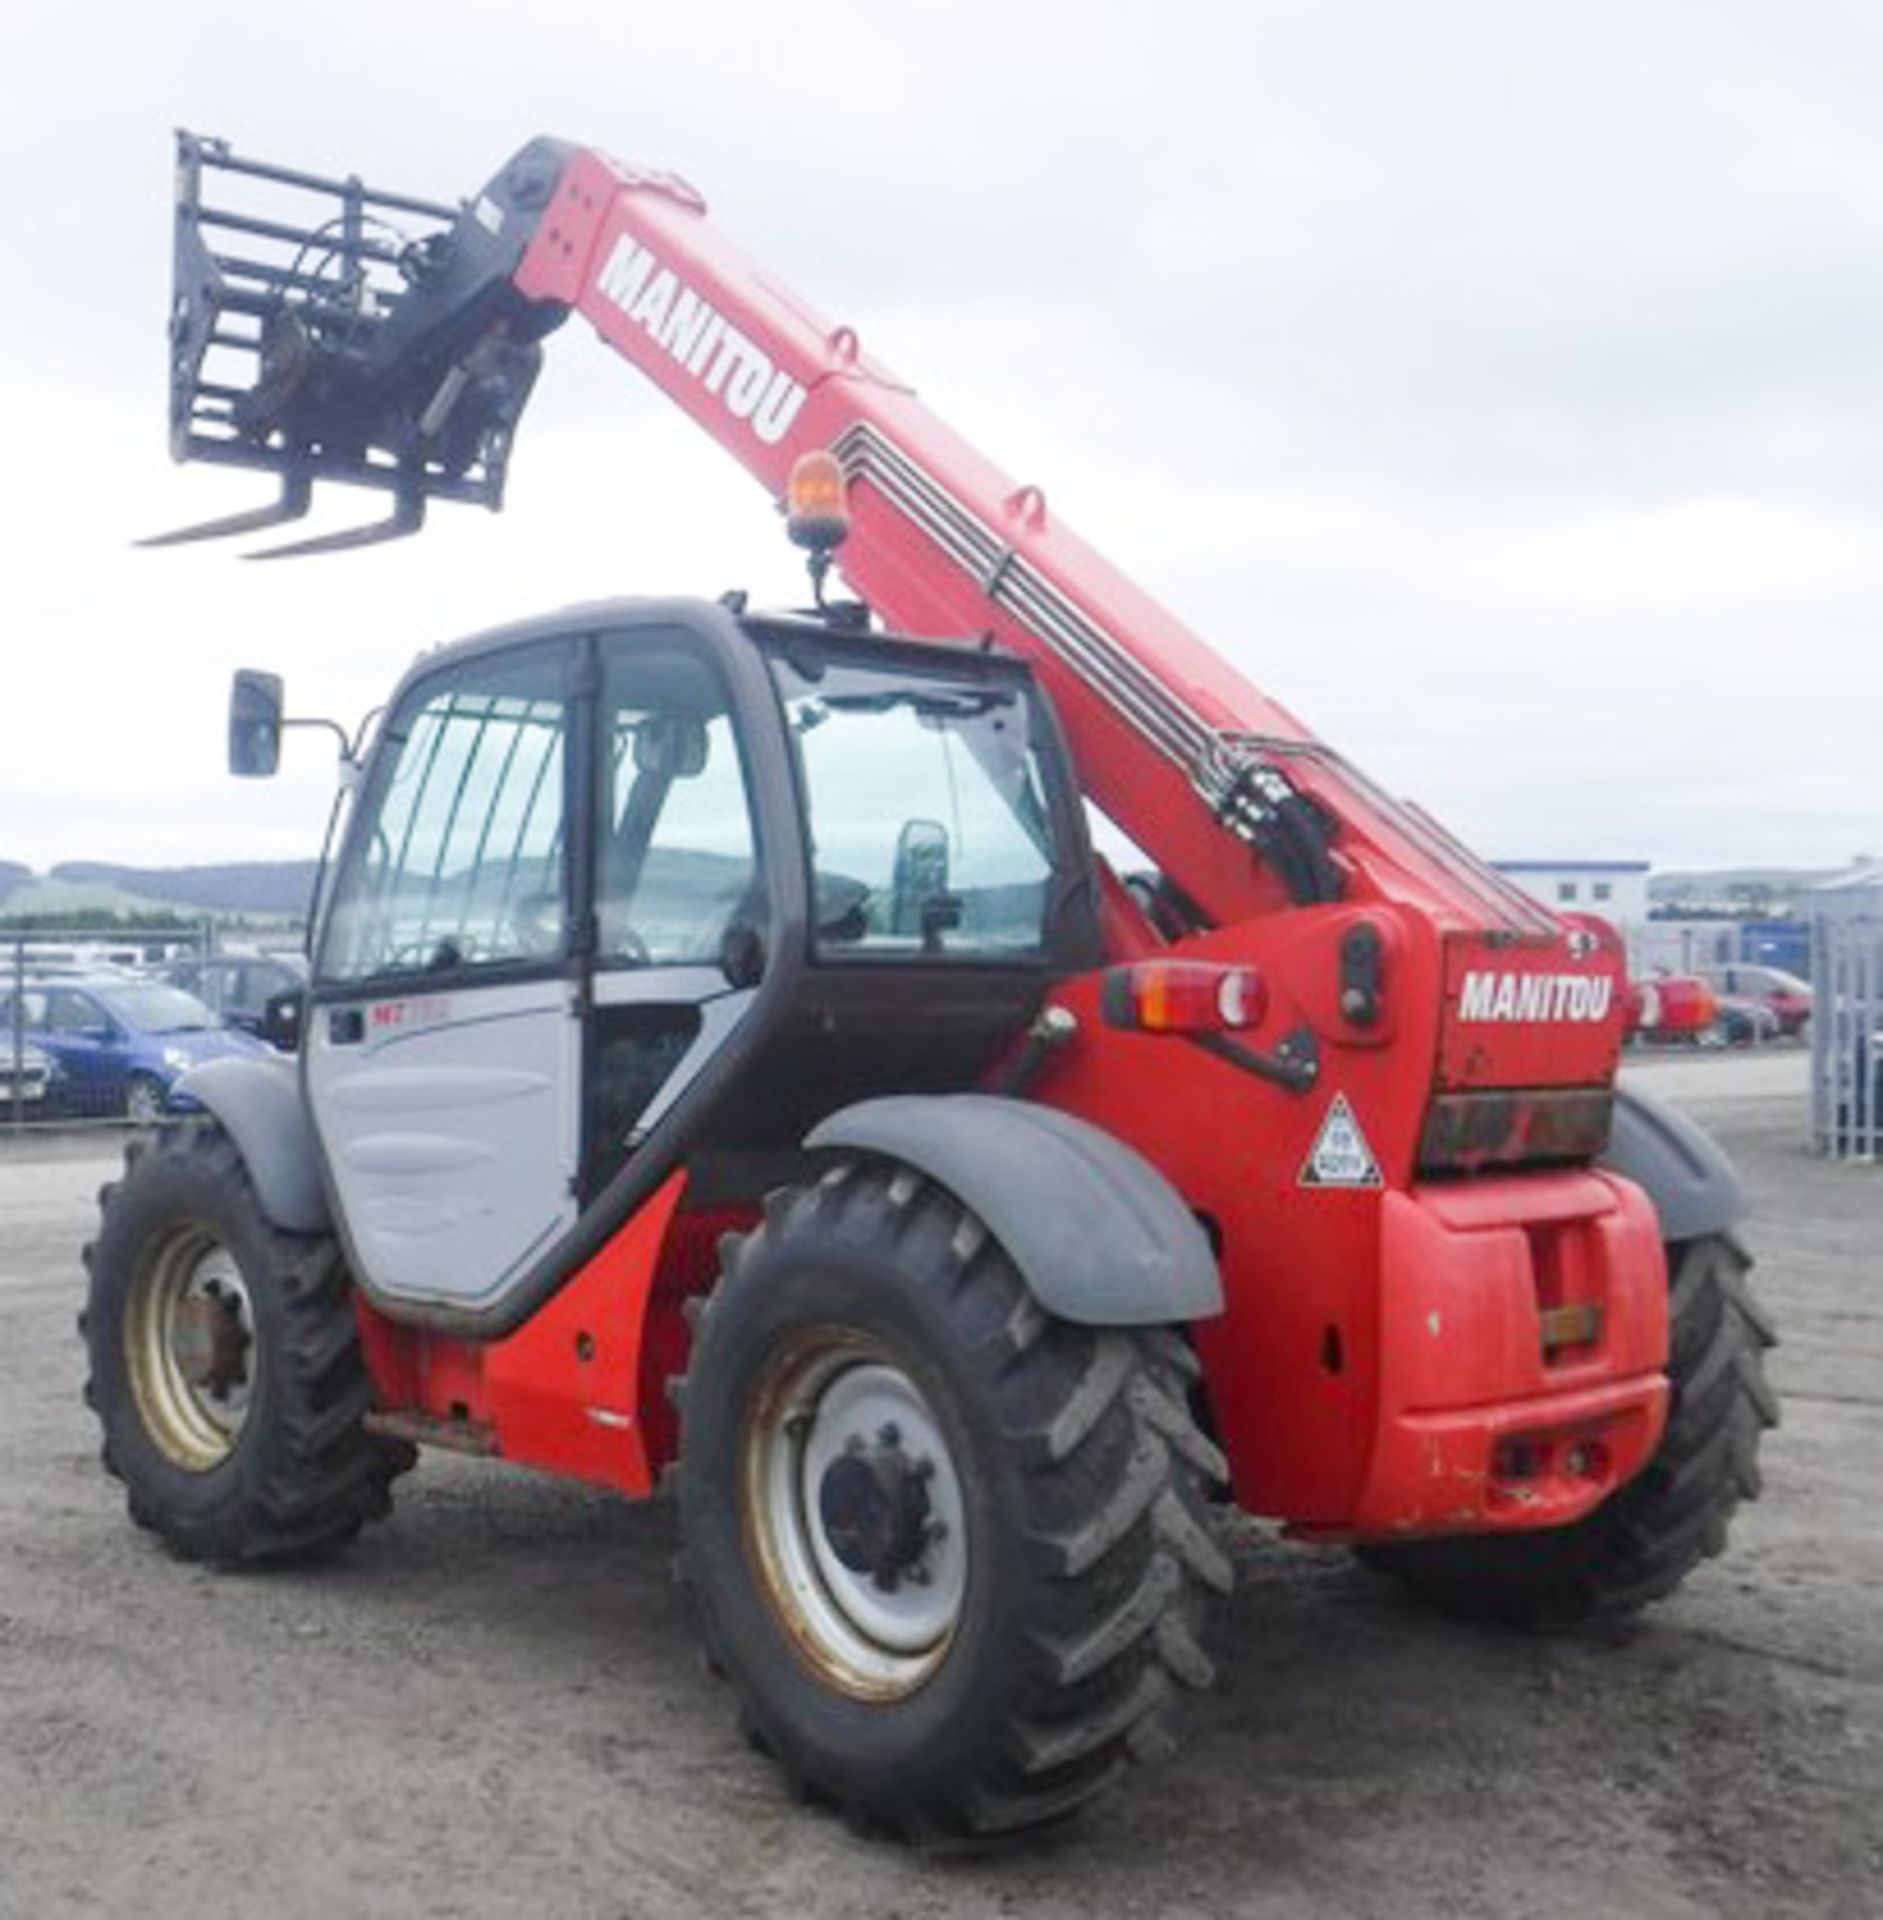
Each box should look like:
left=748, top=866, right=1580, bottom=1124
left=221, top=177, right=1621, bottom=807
left=83, top=1120, right=409, bottom=1567
left=679, top=1161, right=1227, bottom=1840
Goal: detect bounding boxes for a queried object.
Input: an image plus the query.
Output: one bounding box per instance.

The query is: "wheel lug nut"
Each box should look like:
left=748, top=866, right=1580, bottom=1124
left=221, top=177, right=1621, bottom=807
left=843, top=1434, right=866, bottom=1456
left=913, top=1456, right=934, bottom=1481
left=877, top=1422, right=900, bottom=1449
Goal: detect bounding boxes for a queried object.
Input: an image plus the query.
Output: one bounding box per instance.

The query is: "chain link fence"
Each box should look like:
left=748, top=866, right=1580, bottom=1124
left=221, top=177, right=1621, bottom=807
left=2, top=927, right=216, bottom=1130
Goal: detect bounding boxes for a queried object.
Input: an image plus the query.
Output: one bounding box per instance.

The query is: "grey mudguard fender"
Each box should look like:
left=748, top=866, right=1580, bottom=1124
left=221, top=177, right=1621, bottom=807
left=1601, top=1081, right=1746, bottom=1244
left=806, top=1094, right=1222, bottom=1327
left=172, top=1054, right=330, bottom=1235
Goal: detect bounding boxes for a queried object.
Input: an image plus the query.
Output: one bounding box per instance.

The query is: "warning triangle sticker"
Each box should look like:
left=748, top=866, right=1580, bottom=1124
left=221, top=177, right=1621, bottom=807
left=1300, top=1093, right=1383, bottom=1188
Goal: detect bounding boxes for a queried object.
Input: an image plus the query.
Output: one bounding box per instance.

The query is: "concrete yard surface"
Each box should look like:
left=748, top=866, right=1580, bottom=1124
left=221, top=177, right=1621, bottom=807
left=0, top=1057, right=1877, bottom=1918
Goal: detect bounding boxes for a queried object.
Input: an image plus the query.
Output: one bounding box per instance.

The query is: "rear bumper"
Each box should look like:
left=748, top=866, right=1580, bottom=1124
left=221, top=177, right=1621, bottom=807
left=1320, top=1169, right=1670, bottom=1541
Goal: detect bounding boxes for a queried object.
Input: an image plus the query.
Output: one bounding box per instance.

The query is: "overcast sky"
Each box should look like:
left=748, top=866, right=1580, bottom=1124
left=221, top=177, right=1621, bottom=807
left=2, top=0, right=1879, bottom=877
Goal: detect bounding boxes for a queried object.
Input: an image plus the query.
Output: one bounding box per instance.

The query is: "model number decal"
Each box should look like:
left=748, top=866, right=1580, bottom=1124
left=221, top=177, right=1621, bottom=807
left=369, top=995, right=453, bottom=1034
left=1457, top=972, right=1614, bottom=1023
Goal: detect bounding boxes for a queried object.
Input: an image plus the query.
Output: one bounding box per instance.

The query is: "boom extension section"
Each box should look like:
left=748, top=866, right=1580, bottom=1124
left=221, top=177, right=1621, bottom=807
left=148, top=131, right=1577, bottom=939
left=148, top=132, right=573, bottom=555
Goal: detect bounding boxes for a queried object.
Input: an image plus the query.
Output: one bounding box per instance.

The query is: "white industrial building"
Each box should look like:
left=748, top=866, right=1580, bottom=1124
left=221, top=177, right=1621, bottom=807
left=1492, top=861, right=1651, bottom=934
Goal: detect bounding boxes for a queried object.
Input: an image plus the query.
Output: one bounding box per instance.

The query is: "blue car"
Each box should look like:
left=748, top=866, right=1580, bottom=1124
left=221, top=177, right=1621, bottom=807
left=0, top=974, right=272, bottom=1123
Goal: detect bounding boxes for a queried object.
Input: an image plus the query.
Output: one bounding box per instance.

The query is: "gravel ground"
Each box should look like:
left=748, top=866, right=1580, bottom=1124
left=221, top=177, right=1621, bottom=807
left=1, top=1055, right=1877, bottom=1919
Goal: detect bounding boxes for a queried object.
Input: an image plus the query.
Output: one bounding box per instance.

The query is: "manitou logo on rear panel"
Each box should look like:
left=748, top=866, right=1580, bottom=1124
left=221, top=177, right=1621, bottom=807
left=595, top=236, right=808, bottom=445
left=1457, top=972, right=1615, bottom=1023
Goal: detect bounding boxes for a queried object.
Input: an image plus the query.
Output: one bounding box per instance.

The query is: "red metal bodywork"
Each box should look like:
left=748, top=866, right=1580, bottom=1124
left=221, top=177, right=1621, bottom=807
left=352, top=143, right=1670, bottom=1541
left=358, top=1172, right=690, bottom=1497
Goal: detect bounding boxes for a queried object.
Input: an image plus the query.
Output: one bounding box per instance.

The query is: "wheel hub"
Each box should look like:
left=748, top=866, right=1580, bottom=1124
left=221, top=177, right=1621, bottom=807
left=744, top=1341, right=968, bottom=1699
left=124, top=1232, right=256, bottom=1471
left=169, top=1281, right=252, bottom=1404
left=816, top=1425, right=937, bottom=1591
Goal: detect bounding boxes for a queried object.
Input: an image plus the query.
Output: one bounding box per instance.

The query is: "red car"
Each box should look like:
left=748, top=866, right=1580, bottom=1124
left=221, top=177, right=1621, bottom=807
left=1698, top=965, right=1813, bottom=1036
left=1629, top=972, right=1717, bottom=1041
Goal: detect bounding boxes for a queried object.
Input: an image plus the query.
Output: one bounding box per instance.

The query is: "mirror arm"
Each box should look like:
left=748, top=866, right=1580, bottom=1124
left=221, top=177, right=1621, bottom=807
left=282, top=715, right=353, bottom=756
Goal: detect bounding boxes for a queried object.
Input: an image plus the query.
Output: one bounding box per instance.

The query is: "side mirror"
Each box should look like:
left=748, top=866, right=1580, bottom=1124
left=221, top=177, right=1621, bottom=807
left=634, top=711, right=709, bottom=779
left=888, top=818, right=951, bottom=939
left=229, top=669, right=284, bottom=778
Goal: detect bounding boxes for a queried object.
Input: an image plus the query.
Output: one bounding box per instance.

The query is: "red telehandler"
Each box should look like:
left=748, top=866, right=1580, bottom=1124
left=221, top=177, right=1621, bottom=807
left=86, top=131, right=1777, bottom=1838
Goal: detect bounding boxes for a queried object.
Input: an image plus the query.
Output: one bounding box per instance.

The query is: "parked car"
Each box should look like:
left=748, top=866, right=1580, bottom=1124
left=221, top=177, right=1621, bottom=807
left=0, top=975, right=271, bottom=1122
left=1706, top=994, right=1783, bottom=1048
left=1628, top=973, right=1717, bottom=1044
left=0, top=1036, right=61, bottom=1113
left=5, top=942, right=144, bottom=975
left=1696, top=964, right=1813, bottom=1037
left=155, top=952, right=308, bottom=1040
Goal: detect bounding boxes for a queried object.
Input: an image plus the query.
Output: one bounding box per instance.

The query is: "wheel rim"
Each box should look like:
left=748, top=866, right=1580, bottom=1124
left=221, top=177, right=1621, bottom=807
left=127, top=1078, right=164, bottom=1125
left=123, top=1227, right=257, bottom=1471
left=742, top=1330, right=969, bottom=1701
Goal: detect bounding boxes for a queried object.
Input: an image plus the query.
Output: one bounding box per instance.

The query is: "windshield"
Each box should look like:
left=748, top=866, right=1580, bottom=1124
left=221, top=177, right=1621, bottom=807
left=769, top=650, right=1062, bottom=960
left=97, top=984, right=217, bottom=1033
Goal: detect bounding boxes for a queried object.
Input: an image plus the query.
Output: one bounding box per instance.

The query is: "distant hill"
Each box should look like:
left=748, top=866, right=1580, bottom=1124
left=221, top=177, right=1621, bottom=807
left=0, top=861, right=316, bottom=922
left=47, top=861, right=320, bottom=918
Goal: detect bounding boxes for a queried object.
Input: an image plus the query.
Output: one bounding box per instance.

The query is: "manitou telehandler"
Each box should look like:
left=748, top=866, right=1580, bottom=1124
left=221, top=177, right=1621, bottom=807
left=84, top=132, right=1778, bottom=1838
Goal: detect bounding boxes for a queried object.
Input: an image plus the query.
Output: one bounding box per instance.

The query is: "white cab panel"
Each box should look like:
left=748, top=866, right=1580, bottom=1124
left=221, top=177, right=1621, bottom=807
left=307, top=977, right=579, bottom=1310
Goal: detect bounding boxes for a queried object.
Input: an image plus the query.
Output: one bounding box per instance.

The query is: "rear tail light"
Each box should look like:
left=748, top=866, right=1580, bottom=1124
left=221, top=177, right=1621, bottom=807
left=1417, top=1087, right=1612, bottom=1177
left=1101, top=961, right=1267, bottom=1035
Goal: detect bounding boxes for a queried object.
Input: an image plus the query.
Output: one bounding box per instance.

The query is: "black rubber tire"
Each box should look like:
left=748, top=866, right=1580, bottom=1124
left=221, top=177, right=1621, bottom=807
left=676, top=1161, right=1230, bottom=1840
left=1357, top=1232, right=1778, bottom=1627
left=81, top=1120, right=413, bottom=1566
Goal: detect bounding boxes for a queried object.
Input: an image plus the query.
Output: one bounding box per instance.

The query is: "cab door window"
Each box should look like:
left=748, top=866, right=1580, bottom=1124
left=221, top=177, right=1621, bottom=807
left=597, top=641, right=760, bottom=971
left=319, top=647, right=570, bottom=985
left=583, top=634, right=765, bottom=1200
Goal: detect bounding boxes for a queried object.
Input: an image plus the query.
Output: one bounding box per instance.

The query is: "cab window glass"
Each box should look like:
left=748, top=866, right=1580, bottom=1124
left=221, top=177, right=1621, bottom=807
left=598, top=639, right=760, bottom=969
left=770, top=654, right=1058, bottom=960
left=319, top=649, right=568, bottom=984
left=48, top=990, right=108, bottom=1035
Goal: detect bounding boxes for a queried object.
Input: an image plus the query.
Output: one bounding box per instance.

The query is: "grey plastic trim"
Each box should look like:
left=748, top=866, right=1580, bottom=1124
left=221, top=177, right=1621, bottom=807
left=1602, top=1081, right=1746, bottom=1243
left=806, top=1093, right=1222, bottom=1327
left=173, top=1054, right=331, bottom=1235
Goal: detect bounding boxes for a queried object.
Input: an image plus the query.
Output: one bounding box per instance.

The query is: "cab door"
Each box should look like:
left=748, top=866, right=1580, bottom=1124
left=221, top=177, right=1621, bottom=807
left=580, top=624, right=770, bottom=1200
left=305, top=639, right=583, bottom=1316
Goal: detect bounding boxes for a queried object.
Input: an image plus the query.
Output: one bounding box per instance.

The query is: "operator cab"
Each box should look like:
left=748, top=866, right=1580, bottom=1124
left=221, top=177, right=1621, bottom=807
left=294, top=597, right=1099, bottom=1325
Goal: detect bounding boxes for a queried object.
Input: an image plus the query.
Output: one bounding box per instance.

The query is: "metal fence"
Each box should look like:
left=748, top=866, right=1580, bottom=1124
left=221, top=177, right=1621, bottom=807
left=2, top=926, right=214, bottom=1130
left=1811, top=910, right=1882, bottom=1161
